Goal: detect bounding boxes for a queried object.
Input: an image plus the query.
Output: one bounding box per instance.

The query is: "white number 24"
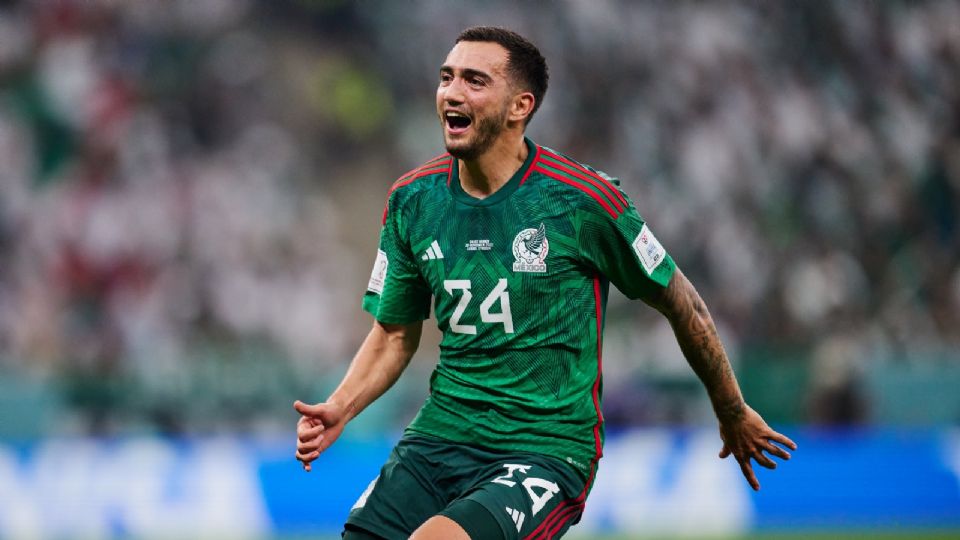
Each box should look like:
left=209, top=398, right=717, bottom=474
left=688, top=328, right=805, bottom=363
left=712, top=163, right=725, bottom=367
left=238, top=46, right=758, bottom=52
left=443, top=279, right=513, bottom=334
left=491, top=463, right=561, bottom=516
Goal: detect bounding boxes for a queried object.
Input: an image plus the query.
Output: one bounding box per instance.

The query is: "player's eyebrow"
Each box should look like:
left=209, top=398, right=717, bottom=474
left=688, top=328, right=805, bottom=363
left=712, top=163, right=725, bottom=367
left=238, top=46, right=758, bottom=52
left=440, top=65, right=494, bottom=83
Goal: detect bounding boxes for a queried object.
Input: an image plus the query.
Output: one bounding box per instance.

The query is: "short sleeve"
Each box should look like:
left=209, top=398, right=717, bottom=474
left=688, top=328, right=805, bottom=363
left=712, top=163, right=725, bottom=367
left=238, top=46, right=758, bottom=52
left=361, top=193, right=432, bottom=323
left=578, top=186, right=676, bottom=300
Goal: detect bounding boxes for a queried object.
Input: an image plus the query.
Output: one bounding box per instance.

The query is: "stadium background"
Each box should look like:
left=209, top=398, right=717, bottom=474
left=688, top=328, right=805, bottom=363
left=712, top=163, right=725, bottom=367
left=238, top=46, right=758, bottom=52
left=0, top=0, right=958, bottom=538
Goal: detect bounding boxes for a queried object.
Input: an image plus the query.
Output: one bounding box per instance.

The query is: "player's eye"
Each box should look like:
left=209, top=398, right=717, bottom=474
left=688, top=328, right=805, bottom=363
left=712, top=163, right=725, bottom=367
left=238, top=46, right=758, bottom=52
left=440, top=73, right=453, bottom=84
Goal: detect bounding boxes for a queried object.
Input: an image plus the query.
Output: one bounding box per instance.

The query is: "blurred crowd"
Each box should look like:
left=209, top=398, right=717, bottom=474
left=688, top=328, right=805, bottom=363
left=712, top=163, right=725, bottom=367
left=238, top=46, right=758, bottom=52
left=0, top=0, right=958, bottom=435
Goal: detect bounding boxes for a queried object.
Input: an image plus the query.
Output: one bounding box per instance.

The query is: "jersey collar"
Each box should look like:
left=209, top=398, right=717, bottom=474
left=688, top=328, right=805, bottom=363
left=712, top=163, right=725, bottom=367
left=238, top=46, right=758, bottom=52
left=448, top=137, right=538, bottom=206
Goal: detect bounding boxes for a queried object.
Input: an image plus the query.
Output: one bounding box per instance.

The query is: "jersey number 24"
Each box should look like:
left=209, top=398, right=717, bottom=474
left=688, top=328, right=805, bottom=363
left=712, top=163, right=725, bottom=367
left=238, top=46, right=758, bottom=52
left=443, top=279, right=513, bottom=334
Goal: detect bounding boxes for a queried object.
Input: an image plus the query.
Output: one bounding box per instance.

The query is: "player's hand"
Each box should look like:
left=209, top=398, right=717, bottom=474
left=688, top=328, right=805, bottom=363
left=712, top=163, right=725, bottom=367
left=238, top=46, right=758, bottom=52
left=717, top=403, right=797, bottom=491
left=294, top=400, right=347, bottom=472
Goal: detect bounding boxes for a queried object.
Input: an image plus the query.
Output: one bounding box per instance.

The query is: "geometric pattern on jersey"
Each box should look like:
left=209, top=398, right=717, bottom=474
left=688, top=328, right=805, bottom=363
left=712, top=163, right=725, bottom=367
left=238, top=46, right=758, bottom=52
left=363, top=137, right=676, bottom=483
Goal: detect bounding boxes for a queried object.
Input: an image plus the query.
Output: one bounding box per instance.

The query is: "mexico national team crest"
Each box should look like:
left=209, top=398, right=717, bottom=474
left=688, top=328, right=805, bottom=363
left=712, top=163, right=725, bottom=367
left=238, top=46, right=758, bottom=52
left=512, top=223, right=549, bottom=273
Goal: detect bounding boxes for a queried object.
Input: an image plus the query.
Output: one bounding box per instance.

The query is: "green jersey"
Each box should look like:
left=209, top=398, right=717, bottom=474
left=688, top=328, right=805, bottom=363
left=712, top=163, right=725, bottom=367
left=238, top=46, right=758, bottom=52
left=362, top=137, right=675, bottom=480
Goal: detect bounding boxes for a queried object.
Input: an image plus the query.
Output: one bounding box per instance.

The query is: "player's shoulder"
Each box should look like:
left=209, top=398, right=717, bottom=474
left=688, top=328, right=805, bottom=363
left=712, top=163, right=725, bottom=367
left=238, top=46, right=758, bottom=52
left=535, top=145, right=618, bottom=183
left=387, top=152, right=453, bottom=199
left=381, top=152, right=453, bottom=224
left=529, top=144, right=629, bottom=219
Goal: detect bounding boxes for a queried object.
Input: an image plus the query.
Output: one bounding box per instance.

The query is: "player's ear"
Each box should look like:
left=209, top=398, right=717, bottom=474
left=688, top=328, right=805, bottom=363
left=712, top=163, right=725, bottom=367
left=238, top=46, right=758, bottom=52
left=509, top=91, right=535, bottom=124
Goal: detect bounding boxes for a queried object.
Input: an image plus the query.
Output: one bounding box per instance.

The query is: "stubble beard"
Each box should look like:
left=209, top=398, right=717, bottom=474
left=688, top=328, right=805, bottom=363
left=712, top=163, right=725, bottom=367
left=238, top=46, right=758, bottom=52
left=444, top=105, right=510, bottom=161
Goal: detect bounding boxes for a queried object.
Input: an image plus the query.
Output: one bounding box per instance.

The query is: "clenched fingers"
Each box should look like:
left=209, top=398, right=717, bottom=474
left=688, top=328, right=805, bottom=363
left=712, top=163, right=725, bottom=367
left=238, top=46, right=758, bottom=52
left=296, top=449, right=320, bottom=472
left=298, top=422, right=325, bottom=443
left=296, top=448, right=320, bottom=462
left=297, top=432, right=324, bottom=453
left=297, top=415, right=319, bottom=430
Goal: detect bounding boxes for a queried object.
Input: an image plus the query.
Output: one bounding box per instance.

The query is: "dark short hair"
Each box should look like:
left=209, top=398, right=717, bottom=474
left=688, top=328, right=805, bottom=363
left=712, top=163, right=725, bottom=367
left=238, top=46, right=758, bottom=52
left=456, top=26, right=548, bottom=124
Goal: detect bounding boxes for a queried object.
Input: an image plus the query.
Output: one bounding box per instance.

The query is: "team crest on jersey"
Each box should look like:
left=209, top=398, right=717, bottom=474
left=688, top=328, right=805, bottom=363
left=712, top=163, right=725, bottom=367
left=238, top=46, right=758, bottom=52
left=512, top=223, right=549, bottom=273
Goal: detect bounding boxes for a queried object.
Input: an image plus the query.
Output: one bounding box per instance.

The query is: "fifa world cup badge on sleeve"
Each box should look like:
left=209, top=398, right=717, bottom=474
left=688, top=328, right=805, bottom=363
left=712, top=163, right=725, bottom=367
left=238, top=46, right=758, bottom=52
left=633, top=224, right=665, bottom=275
left=367, top=249, right=388, bottom=293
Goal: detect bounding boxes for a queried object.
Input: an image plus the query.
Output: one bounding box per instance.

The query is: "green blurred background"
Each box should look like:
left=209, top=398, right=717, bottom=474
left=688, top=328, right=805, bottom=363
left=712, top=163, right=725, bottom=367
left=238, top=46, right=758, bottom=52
left=0, top=0, right=958, bottom=538
left=1, top=0, right=957, bottom=442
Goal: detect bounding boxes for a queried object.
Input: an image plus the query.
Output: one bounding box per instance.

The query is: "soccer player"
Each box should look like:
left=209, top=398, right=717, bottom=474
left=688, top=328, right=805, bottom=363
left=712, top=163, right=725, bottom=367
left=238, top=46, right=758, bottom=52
left=294, top=26, right=796, bottom=539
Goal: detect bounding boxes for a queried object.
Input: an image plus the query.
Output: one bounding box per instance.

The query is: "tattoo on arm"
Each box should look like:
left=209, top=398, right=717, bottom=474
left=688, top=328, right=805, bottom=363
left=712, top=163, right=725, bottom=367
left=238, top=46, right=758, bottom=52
left=656, top=271, right=744, bottom=422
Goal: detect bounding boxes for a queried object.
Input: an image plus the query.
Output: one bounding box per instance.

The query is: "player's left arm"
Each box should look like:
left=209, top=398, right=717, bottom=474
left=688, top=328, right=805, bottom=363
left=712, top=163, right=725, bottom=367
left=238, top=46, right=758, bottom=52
left=644, top=268, right=798, bottom=491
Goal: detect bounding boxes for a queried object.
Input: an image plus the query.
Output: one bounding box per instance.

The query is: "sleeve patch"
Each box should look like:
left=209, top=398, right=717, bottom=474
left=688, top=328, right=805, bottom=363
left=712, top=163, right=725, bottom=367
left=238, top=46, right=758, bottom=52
left=633, top=224, right=666, bottom=275
left=367, top=249, right=388, bottom=294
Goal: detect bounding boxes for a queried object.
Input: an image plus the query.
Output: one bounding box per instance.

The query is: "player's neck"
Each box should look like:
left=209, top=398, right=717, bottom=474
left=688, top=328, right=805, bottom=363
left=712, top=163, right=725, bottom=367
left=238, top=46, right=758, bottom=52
left=458, top=132, right=528, bottom=199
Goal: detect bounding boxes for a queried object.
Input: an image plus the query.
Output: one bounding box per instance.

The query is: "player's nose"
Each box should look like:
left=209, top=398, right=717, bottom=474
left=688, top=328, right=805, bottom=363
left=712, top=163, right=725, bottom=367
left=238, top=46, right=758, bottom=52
left=441, top=79, right=466, bottom=104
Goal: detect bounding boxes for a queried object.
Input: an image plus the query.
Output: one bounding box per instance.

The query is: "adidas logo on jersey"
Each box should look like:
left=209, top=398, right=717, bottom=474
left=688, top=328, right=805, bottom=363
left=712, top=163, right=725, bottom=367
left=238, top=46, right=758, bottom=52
left=505, top=506, right=526, bottom=531
left=421, top=240, right=444, bottom=260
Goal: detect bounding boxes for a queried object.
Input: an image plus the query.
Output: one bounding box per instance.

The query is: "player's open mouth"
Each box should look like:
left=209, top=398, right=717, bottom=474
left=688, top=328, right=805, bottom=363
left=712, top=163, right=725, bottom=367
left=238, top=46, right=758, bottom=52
left=445, top=111, right=472, bottom=135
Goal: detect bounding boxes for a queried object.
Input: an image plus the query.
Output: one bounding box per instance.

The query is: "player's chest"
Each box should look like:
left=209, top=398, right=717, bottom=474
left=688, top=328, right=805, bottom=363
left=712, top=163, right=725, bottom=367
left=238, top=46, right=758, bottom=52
left=407, top=201, right=582, bottom=294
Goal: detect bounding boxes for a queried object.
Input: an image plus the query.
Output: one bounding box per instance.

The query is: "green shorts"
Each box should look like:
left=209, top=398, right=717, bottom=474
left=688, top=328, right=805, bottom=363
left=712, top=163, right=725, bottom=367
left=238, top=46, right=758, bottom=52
left=344, top=434, right=589, bottom=539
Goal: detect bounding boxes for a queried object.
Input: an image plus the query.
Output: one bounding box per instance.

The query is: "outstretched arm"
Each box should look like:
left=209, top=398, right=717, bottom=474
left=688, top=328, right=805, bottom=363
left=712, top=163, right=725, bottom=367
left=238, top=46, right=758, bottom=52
left=644, top=268, right=797, bottom=490
left=294, top=319, right=423, bottom=471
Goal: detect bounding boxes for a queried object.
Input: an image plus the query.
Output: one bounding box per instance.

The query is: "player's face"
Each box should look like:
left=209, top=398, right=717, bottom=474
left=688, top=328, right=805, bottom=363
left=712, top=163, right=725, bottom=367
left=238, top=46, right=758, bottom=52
left=437, top=41, right=515, bottom=160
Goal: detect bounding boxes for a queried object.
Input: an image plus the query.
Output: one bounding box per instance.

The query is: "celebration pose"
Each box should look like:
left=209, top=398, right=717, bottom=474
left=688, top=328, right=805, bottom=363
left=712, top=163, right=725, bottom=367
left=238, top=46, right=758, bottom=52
left=295, top=26, right=795, bottom=540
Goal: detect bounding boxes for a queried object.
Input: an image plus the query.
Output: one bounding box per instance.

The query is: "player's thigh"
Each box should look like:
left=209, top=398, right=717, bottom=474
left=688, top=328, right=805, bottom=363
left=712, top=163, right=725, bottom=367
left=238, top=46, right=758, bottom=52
left=343, top=438, right=449, bottom=538
left=441, top=456, right=587, bottom=539
left=409, top=515, right=471, bottom=540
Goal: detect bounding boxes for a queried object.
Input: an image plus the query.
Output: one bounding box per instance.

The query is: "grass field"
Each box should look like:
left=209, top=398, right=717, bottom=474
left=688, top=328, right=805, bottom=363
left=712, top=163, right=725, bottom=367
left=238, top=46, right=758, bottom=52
left=567, top=534, right=960, bottom=540
left=269, top=532, right=960, bottom=540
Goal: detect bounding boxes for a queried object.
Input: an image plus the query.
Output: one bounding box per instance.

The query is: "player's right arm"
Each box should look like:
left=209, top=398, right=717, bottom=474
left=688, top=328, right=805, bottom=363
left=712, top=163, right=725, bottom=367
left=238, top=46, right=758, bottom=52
left=294, top=318, right=422, bottom=471
left=296, top=176, right=431, bottom=472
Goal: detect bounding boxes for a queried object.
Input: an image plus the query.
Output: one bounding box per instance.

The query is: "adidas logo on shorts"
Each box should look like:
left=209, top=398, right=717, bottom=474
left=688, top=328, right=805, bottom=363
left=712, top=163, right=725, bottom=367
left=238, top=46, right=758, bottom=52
left=505, top=506, right=525, bottom=531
